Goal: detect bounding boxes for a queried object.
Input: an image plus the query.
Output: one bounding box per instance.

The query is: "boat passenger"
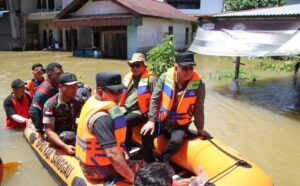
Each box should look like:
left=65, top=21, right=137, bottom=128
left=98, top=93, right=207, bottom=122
left=43, top=72, right=84, bottom=155
left=30, top=63, right=63, bottom=133
left=134, top=162, right=209, bottom=186
left=119, top=53, right=156, bottom=153
left=3, top=79, right=32, bottom=129
left=141, top=52, right=209, bottom=163
left=26, top=63, right=45, bottom=98
left=76, top=82, right=91, bottom=102
left=76, top=72, right=144, bottom=184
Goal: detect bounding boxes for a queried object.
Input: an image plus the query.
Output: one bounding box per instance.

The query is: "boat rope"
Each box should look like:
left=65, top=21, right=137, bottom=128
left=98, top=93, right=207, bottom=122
left=205, top=160, right=243, bottom=185
left=207, top=138, right=251, bottom=166
left=203, top=137, right=252, bottom=185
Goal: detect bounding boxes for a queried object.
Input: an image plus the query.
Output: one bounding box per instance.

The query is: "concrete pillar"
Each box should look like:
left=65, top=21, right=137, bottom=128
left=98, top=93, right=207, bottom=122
left=127, top=25, right=137, bottom=60
left=62, top=28, right=67, bottom=50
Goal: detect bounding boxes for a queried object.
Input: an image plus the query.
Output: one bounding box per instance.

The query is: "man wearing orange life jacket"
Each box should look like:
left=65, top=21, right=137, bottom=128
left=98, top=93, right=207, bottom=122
left=141, top=52, right=209, bottom=163
left=3, top=79, right=32, bottom=129
left=77, top=72, right=144, bottom=183
left=25, top=63, right=45, bottom=98
left=119, top=53, right=156, bottom=152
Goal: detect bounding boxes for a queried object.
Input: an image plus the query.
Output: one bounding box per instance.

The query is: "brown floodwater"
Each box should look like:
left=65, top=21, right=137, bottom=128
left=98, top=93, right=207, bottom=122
left=0, top=52, right=299, bottom=186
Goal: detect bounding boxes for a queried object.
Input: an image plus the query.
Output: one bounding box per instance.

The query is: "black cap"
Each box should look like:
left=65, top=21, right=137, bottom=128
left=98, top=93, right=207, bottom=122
left=59, top=72, right=78, bottom=85
left=175, top=52, right=196, bottom=66
left=96, top=72, right=122, bottom=92
left=11, top=79, right=25, bottom=88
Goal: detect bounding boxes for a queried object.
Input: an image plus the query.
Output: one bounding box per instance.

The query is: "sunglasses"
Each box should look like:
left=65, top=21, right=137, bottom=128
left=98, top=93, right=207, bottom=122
left=180, top=66, right=194, bottom=71
left=103, top=88, right=122, bottom=95
left=129, top=63, right=141, bottom=68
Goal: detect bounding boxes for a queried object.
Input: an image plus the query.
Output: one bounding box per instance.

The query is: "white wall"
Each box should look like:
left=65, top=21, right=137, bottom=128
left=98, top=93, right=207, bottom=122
left=74, top=0, right=129, bottom=16
left=137, top=17, right=192, bottom=51
left=179, top=0, right=224, bottom=15
left=22, top=0, right=38, bottom=13
left=63, top=0, right=73, bottom=8
left=39, top=20, right=60, bottom=47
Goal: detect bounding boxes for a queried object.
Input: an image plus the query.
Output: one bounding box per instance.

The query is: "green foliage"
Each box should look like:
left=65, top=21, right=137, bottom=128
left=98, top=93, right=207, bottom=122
left=210, top=69, right=257, bottom=81
left=224, top=0, right=286, bottom=11
left=147, top=35, right=177, bottom=76
left=254, top=57, right=296, bottom=72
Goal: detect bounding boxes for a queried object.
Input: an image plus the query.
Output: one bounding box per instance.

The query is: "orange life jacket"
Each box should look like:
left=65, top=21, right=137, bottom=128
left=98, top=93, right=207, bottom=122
left=159, top=67, right=202, bottom=125
left=76, top=96, right=127, bottom=166
left=5, top=94, right=30, bottom=129
left=120, top=70, right=154, bottom=114
left=26, top=79, right=44, bottom=98
left=26, top=79, right=35, bottom=98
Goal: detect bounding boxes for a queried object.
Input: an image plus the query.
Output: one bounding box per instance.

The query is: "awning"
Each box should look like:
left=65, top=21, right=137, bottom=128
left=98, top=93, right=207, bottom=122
left=0, top=10, right=9, bottom=17
left=189, top=20, right=300, bottom=57
left=54, top=15, right=139, bottom=28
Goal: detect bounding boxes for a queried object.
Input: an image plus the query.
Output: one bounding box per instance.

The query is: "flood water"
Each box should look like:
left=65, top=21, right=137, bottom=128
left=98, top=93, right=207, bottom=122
left=0, top=52, right=299, bottom=186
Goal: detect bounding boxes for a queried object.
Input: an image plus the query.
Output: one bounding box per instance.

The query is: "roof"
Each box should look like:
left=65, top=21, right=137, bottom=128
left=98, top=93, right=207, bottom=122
left=57, top=0, right=196, bottom=22
left=213, top=4, right=300, bottom=18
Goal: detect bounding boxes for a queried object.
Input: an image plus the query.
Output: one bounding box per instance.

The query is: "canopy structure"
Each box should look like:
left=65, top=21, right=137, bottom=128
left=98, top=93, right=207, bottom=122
left=189, top=20, right=300, bottom=57
left=189, top=4, right=300, bottom=57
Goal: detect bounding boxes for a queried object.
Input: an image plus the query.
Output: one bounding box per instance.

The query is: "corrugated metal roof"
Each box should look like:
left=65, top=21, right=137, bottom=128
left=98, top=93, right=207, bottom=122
left=213, top=4, right=300, bottom=18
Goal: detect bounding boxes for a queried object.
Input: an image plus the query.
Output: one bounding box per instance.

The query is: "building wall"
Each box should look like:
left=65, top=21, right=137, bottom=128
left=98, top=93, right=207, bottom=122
left=74, top=0, right=129, bottom=16
left=63, top=0, right=73, bottom=8
left=39, top=20, right=60, bottom=48
left=136, top=17, right=192, bottom=53
left=0, top=15, right=12, bottom=50
left=179, top=0, right=224, bottom=15
left=127, top=25, right=137, bottom=59
left=287, top=0, right=300, bottom=4
left=21, top=0, right=38, bottom=13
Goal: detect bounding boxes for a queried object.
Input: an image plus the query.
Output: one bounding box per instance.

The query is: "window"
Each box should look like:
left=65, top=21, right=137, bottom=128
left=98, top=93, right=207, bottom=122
left=0, top=0, right=8, bottom=10
left=166, top=0, right=200, bottom=9
left=185, top=27, right=189, bottom=45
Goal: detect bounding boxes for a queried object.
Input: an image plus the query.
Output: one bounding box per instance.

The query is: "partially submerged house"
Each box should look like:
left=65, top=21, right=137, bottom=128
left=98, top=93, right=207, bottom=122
left=54, top=0, right=196, bottom=59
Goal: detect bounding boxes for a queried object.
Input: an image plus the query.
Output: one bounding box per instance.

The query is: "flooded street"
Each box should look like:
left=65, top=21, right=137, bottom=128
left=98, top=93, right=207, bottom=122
left=0, top=52, right=299, bottom=186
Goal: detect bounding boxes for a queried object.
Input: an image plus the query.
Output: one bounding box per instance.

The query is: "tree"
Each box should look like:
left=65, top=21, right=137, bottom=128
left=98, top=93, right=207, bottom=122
left=147, top=35, right=177, bottom=76
left=224, top=0, right=286, bottom=11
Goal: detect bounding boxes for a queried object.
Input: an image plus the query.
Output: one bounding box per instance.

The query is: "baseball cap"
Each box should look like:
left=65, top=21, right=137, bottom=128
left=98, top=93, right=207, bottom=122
left=59, top=72, right=78, bottom=85
left=11, top=79, right=26, bottom=88
left=175, top=52, right=196, bottom=66
left=128, top=53, right=147, bottom=66
left=96, top=72, right=122, bottom=92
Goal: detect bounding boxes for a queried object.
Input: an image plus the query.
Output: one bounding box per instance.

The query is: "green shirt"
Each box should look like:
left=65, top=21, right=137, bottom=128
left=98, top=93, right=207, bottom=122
left=124, top=74, right=157, bottom=115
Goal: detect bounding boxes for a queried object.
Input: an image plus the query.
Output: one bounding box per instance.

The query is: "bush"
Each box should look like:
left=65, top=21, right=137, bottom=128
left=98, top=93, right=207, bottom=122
left=254, top=57, right=296, bottom=72
left=147, top=35, right=177, bottom=76
left=210, top=69, right=257, bottom=81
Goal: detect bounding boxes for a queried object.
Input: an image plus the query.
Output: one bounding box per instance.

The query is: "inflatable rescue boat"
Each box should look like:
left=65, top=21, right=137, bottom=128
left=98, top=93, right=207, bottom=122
left=24, top=124, right=273, bottom=186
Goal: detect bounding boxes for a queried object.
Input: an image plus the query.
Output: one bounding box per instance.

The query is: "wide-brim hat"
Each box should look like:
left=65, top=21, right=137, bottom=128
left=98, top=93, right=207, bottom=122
left=128, top=53, right=147, bottom=66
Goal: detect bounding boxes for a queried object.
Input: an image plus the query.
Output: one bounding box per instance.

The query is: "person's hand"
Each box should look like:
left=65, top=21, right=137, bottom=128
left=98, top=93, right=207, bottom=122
left=25, top=118, right=33, bottom=127
left=176, top=177, right=193, bottom=186
left=83, top=84, right=92, bottom=92
left=140, top=121, right=155, bottom=135
left=64, top=145, right=75, bottom=155
left=197, top=129, right=211, bottom=140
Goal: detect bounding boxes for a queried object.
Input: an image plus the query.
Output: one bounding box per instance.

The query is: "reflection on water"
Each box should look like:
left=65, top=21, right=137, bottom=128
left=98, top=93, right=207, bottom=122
left=0, top=52, right=300, bottom=186
left=216, top=77, right=300, bottom=120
